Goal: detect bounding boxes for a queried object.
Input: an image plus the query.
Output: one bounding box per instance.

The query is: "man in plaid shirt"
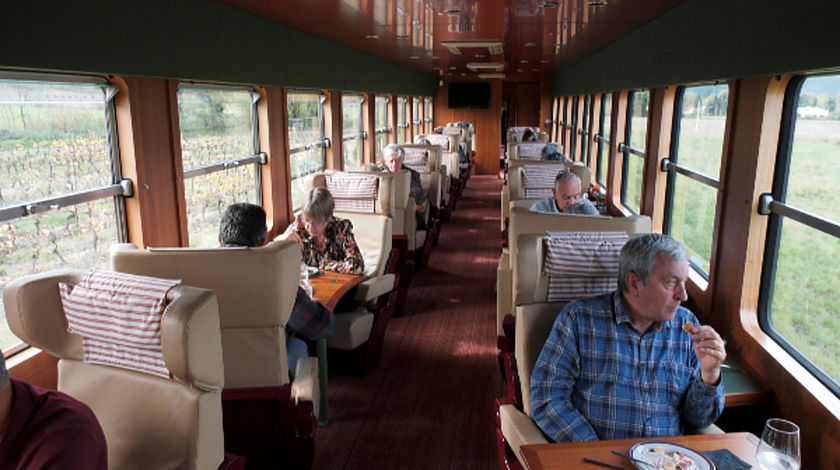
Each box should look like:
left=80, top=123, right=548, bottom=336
left=530, top=234, right=726, bottom=441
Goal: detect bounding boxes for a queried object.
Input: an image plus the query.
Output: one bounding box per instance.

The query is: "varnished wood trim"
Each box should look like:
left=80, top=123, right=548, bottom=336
left=324, top=90, right=343, bottom=170
left=257, top=86, right=292, bottom=239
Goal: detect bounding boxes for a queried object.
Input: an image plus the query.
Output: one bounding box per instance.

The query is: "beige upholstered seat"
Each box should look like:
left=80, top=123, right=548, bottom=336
left=501, top=160, right=591, bottom=230
left=3, top=269, right=226, bottom=470
left=108, top=240, right=317, bottom=468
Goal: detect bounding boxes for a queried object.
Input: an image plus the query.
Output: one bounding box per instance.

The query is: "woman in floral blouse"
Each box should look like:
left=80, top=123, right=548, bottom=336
left=282, top=187, right=365, bottom=275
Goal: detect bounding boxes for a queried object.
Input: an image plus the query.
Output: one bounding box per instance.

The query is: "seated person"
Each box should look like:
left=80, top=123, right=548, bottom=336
left=281, top=188, right=365, bottom=275
left=530, top=234, right=726, bottom=442
left=530, top=170, right=599, bottom=216
left=521, top=128, right=537, bottom=142
left=382, top=143, right=427, bottom=230
left=220, top=202, right=336, bottom=376
left=0, top=353, right=107, bottom=469
left=541, top=143, right=566, bottom=162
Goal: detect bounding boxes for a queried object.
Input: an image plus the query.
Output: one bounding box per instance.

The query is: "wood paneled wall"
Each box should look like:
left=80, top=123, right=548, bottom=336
left=434, top=81, right=503, bottom=175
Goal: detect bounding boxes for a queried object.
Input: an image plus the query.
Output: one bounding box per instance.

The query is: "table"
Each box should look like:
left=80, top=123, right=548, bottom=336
left=521, top=432, right=759, bottom=470
left=309, top=271, right=365, bottom=427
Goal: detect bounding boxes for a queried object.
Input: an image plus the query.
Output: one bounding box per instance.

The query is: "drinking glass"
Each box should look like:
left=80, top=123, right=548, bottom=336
left=755, top=418, right=801, bottom=470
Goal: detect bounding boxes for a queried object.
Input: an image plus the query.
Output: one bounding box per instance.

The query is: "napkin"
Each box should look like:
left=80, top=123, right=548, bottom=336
left=699, top=449, right=752, bottom=470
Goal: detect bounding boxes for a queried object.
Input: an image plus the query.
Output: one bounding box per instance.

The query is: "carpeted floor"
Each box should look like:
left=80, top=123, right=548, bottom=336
left=313, top=174, right=505, bottom=469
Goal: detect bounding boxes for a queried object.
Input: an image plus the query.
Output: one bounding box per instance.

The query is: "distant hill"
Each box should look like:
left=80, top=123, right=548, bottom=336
left=801, top=75, right=840, bottom=96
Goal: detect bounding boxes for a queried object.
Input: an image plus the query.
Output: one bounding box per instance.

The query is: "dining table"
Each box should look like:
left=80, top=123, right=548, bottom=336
left=309, top=270, right=365, bottom=427
left=520, top=432, right=760, bottom=470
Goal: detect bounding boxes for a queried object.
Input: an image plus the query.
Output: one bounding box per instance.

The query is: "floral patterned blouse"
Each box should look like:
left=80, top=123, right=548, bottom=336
left=288, top=215, right=365, bottom=275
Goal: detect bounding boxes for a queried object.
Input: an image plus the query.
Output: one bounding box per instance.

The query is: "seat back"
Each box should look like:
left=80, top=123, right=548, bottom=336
left=508, top=161, right=591, bottom=200
left=304, top=170, right=395, bottom=217
left=507, top=126, right=538, bottom=143
left=420, top=134, right=460, bottom=179
left=402, top=143, right=443, bottom=212
left=334, top=211, right=393, bottom=279
left=110, top=239, right=300, bottom=389
left=3, top=269, right=225, bottom=470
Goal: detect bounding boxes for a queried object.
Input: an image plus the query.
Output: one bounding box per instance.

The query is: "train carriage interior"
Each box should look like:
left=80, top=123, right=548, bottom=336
left=2, top=0, right=840, bottom=468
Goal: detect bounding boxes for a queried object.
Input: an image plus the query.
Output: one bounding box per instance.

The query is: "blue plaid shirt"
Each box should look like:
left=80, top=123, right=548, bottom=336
left=530, top=291, right=724, bottom=442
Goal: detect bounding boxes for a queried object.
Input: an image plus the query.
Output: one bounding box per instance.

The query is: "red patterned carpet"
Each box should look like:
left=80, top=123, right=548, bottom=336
left=313, top=174, right=505, bottom=469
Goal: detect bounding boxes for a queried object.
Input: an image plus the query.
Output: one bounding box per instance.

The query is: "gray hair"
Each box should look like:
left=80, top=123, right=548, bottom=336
left=553, top=170, right=581, bottom=190
left=0, top=353, right=9, bottom=389
left=618, top=234, right=688, bottom=292
left=383, top=144, right=405, bottom=161
left=303, top=187, right=335, bottom=220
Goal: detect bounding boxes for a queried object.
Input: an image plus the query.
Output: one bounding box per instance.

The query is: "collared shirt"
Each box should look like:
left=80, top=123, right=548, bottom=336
left=530, top=291, right=724, bottom=442
left=287, top=286, right=336, bottom=340
left=530, top=197, right=599, bottom=216
left=291, top=215, right=365, bottom=275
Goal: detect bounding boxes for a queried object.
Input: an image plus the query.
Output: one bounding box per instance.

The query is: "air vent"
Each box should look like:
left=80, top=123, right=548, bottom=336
left=441, top=40, right=504, bottom=56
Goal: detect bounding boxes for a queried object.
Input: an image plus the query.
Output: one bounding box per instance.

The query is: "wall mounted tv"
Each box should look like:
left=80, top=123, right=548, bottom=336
left=448, top=82, right=490, bottom=109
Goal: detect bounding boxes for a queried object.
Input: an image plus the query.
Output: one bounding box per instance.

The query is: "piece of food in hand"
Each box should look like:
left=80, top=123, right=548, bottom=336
left=683, top=322, right=694, bottom=333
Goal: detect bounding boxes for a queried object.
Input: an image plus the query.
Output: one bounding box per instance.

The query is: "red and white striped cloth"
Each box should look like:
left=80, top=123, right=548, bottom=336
left=424, top=134, right=451, bottom=151
left=517, top=142, right=546, bottom=160
left=522, top=163, right=566, bottom=199
left=509, top=126, right=532, bottom=142
left=442, top=126, right=461, bottom=136
left=59, top=270, right=181, bottom=378
left=326, top=173, right=379, bottom=213
left=403, top=147, right=429, bottom=172
left=543, top=231, right=629, bottom=302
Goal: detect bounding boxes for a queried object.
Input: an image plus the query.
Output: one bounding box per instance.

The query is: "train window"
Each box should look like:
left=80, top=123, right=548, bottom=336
left=759, top=73, right=840, bottom=396
left=0, top=74, right=127, bottom=351
left=412, top=97, right=421, bottom=138
left=621, top=90, right=649, bottom=213
left=595, top=93, right=612, bottom=186
left=375, top=96, right=391, bottom=160
left=288, top=90, right=327, bottom=209
left=423, top=97, right=432, bottom=134
left=397, top=97, right=408, bottom=144
left=663, top=84, right=728, bottom=277
left=177, top=85, right=262, bottom=247
left=342, top=94, right=364, bottom=170
left=580, top=95, right=591, bottom=166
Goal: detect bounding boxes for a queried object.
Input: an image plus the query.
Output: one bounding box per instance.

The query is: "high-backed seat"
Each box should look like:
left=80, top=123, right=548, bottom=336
left=108, top=240, right=317, bottom=469
left=501, top=161, right=591, bottom=232
left=3, top=269, right=231, bottom=470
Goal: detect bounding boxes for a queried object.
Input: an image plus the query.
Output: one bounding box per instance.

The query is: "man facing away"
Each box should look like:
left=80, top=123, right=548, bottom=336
left=529, top=170, right=599, bottom=216
left=0, top=353, right=108, bottom=469
left=530, top=233, right=726, bottom=441
left=219, top=202, right=336, bottom=377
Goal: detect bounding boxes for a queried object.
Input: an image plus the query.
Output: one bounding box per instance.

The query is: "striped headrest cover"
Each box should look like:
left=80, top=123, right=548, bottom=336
left=441, top=126, right=461, bottom=136
left=59, top=270, right=181, bottom=378
left=509, top=127, right=531, bottom=142
left=403, top=147, right=429, bottom=172
left=326, top=173, right=379, bottom=213
left=518, top=142, right=546, bottom=160
left=521, top=163, right=566, bottom=199
left=543, top=231, right=629, bottom=302
left=424, top=134, right=451, bottom=151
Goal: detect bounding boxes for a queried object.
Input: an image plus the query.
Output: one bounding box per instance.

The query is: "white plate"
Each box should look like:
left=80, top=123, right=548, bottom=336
left=629, top=441, right=715, bottom=470
left=306, top=266, right=320, bottom=277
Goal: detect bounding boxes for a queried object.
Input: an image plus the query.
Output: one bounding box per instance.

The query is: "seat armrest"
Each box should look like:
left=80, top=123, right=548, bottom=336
left=499, top=404, right=548, bottom=469
left=291, top=357, right=319, bottom=420
left=355, top=273, right=396, bottom=302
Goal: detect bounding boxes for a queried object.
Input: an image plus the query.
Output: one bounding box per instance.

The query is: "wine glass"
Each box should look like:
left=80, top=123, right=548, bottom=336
left=755, top=418, right=801, bottom=470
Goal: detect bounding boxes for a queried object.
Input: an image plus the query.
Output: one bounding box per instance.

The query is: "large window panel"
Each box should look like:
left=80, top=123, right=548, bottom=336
left=596, top=93, right=612, bottom=186
left=664, top=84, right=727, bottom=276
left=397, top=97, right=407, bottom=144
left=288, top=90, right=326, bottom=208
left=178, top=85, right=261, bottom=247
left=760, top=74, right=840, bottom=396
left=412, top=96, right=421, bottom=137
left=0, top=75, right=126, bottom=351
left=621, top=90, right=648, bottom=213
left=342, top=94, right=364, bottom=170
left=423, top=97, right=432, bottom=134
left=375, top=96, right=391, bottom=161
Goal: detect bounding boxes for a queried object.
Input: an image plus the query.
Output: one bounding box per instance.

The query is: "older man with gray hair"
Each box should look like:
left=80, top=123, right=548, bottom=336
left=0, top=353, right=107, bottom=468
left=530, top=233, right=726, bottom=442
left=530, top=170, right=599, bottom=215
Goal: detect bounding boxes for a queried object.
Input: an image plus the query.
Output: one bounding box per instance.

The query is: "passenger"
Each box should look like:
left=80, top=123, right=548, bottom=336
left=281, top=188, right=365, bottom=275
left=220, top=202, right=336, bottom=377
left=541, top=143, right=566, bottom=162
left=529, top=170, right=599, bottom=216
left=0, top=353, right=108, bottom=469
left=521, top=128, right=537, bottom=142
left=530, top=234, right=726, bottom=442
left=382, top=143, right=427, bottom=230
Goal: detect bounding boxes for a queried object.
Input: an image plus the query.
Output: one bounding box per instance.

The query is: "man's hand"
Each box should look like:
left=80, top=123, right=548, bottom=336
left=685, top=323, right=726, bottom=385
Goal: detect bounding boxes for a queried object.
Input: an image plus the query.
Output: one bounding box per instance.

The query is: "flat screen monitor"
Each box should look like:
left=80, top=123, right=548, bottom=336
left=448, top=82, right=490, bottom=109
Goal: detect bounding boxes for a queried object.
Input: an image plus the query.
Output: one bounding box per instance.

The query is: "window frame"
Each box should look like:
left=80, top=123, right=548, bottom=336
left=620, top=89, right=648, bottom=214
left=594, top=92, right=612, bottom=186
left=423, top=97, right=432, bottom=134
left=287, top=89, right=328, bottom=209
left=341, top=93, right=366, bottom=170
left=375, top=96, right=392, bottom=159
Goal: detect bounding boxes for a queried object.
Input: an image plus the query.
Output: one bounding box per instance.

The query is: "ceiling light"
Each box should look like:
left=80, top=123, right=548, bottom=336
left=478, top=73, right=505, bottom=79
left=588, top=1, right=607, bottom=5
left=520, top=59, right=529, bottom=64
left=395, top=34, right=410, bottom=40
left=537, top=1, right=559, bottom=7
left=431, top=56, right=440, bottom=60
left=365, top=34, right=379, bottom=39
left=540, top=59, right=551, bottom=64
left=475, top=54, right=486, bottom=58
left=441, top=40, right=504, bottom=55
left=449, top=66, right=457, bottom=70
left=532, top=68, right=540, bottom=72
left=466, top=62, right=505, bottom=72
left=409, top=56, right=420, bottom=60
left=516, top=69, right=523, bottom=72
left=442, top=8, right=462, bottom=14
left=524, top=42, right=537, bottom=48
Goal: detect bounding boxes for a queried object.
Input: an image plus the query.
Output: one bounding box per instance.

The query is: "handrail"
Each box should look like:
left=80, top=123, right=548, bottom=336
left=342, top=130, right=367, bottom=141
left=618, top=142, right=645, bottom=157
left=289, top=138, right=330, bottom=154
left=593, top=134, right=611, bottom=144
left=375, top=126, right=392, bottom=134
left=758, top=193, right=840, bottom=239
left=0, top=179, right=134, bottom=223
left=660, top=158, right=719, bottom=189
left=183, top=152, right=266, bottom=179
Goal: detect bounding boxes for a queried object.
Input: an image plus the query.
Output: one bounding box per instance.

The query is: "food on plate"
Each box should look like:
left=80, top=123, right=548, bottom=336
left=638, top=446, right=699, bottom=470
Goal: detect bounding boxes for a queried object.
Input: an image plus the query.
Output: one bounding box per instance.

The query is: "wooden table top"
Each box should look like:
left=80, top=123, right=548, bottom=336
left=521, top=432, right=759, bottom=470
left=310, top=271, right=365, bottom=310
